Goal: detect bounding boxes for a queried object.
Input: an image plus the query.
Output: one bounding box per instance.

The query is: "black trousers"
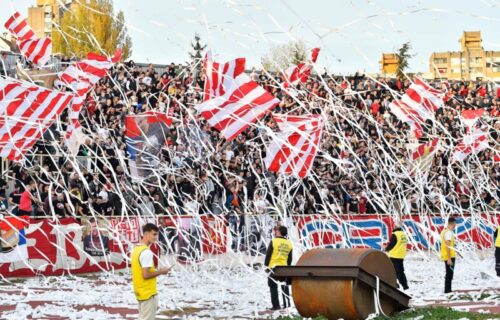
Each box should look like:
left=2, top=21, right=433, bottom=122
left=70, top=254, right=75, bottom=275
left=495, top=247, right=500, bottom=277
left=444, top=258, right=456, bottom=293
left=268, top=274, right=291, bottom=309
left=390, top=258, right=409, bottom=290
left=17, top=209, right=32, bottom=217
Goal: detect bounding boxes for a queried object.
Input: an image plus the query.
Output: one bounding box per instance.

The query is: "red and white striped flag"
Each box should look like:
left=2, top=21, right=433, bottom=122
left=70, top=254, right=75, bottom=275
left=59, top=50, right=121, bottom=154
left=461, top=109, right=484, bottom=131
left=389, top=78, right=445, bottom=138
left=409, top=78, right=445, bottom=112
left=265, top=114, right=324, bottom=178
left=452, top=128, right=489, bottom=162
left=0, top=77, right=74, bottom=161
left=196, top=73, right=279, bottom=141
left=64, top=79, right=93, bottom=154
left=4, top=12, right=52, bottom=66
left=283, top=47, right=320, bottom=89
left=410, top=137, right=439, bottom=175
left=389, top=100, right=425, bottom=138
left=203, top=51, right=246, bottom=101
left=59, top=50, right=122, bottom=87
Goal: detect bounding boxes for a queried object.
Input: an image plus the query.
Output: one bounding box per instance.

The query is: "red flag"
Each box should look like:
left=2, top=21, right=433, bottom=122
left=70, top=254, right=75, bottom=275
left=60, top=50, right=122, bottom=154
left=0, top=78, right=74, bottom=160
left=283, top=48, right=321, bottom=89
left=265, top=114, right=324, bottom=178
left=4, top=12, right=52, bottom=66
left=196, top=74, right=279, bottom=141
left=389, top=78, right=445, bottom=138
left=410, top=138, right=439, bottom=176
left=452, top=128, right=489, bottom=162
left=203, top=51, right=246, bottom=101
left=461, top=109, right=484, bottom=131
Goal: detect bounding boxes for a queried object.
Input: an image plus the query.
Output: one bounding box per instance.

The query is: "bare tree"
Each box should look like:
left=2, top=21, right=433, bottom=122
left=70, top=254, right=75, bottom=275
left=261, top=40, right=307, bottom=72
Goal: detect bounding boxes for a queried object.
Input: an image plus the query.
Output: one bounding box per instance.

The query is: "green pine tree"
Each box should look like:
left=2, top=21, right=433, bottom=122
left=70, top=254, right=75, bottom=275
left=396, top=42, right=413, bottom=79
left=189, top=33, right=207, bottom=75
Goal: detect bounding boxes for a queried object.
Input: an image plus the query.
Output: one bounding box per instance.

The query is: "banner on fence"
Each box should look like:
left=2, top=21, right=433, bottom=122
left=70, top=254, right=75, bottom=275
left=293, top=214, right=500, bottom=250
left=0, top=214, right=497, bottom=278
left=0, top=216, right=29, bottom=263
left=82, top=218, right=110, bottom=257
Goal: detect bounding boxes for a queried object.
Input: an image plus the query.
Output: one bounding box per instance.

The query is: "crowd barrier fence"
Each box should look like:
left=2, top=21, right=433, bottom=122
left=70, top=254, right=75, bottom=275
left=0, top=213, right=498, bottom=278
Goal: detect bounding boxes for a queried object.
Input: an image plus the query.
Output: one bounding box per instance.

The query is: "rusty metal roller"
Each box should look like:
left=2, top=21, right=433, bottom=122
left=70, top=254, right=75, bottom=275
left=276, top=248, right=410, bottom=320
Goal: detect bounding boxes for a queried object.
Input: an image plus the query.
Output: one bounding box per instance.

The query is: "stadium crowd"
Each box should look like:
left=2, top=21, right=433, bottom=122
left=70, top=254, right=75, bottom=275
left=2, top=58, right=500, bottom=221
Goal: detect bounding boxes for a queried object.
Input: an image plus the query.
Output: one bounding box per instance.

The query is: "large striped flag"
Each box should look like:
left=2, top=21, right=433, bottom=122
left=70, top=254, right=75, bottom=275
left=283, top=47, right=320, bottom=89
left=452, top=128, right=489, bottom=162
left=64, top=79, right=93, bottom=155
left=59, top=50, right=121, bottom=154
left=4, top=12, right=52, bottom=66
left=389, top=78, right=445, bottom=138
left=0, top=77, right=74, bottom=161
left=265, top=114, right=324, bottom=178
left=410, top=137, right=439, bottom=176
left=58, top=50, right=122, bottom=87
left=196, top=73, right=280, bottom=141
left=203, top=51, right=246, bottom=101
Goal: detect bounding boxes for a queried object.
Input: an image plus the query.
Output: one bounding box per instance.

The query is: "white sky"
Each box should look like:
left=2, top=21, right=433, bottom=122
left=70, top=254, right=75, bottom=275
left=2, top=0, right=500, bottom=74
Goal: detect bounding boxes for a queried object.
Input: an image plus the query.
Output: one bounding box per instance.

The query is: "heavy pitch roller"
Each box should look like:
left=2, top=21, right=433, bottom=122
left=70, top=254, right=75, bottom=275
left=273, top=248, right=411, bottom=320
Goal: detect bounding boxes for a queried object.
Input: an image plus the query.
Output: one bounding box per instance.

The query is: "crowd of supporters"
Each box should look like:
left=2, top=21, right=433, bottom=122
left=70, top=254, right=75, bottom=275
left=2, top=57, right=500, bottom=221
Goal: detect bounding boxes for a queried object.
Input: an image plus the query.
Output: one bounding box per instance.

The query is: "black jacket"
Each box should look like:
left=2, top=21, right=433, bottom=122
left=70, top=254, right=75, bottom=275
left=385, top=227, right=403, bottom=252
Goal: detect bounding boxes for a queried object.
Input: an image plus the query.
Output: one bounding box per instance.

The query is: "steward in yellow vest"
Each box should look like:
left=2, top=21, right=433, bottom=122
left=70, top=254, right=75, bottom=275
left=494, top=226, right=500, bottom=277
left=384, top=223, right=409, bottom=290
left=264, top=225, right=293, bottom=310
left=441, top=217, right=457, bottom=294
left=131, top=223, right=172, bottom=320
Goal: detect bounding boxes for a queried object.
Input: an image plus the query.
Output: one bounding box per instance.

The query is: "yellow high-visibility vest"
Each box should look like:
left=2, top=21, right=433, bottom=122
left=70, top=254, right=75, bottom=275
left=131, top=244, right=157, bottom=301
left=440, top=229, right=456, bottom=261
left=495, top=227, right=500, bottom=248
left=388, top=230, right=408, bottom=259
left=269, top=237, right=293, bottom=268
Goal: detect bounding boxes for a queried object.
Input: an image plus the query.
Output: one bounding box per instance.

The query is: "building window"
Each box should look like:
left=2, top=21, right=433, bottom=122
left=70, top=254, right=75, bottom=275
left=434, top=58, right=448, bottom=64
left=469, top=57, right=483, bottom=66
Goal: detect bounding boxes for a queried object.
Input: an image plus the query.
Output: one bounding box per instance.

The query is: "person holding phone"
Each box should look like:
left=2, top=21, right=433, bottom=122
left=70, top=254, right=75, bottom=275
left=132, top=223, right=172, bottom=320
